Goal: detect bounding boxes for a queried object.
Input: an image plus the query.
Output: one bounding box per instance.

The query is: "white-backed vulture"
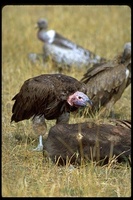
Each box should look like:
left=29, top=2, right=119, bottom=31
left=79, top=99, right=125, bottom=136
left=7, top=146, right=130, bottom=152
left=11, top=73, right=92, bottom=151
left=80, top=42, right=131, bottom=116
left=44, top=119, right=131, bottom=166
left=34, top=18, right=106, bottom=69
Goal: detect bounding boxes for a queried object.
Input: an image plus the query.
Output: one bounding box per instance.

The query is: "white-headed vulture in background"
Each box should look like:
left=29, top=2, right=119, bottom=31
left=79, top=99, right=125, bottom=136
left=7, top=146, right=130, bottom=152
left=34, top=18, right=106, bottom=69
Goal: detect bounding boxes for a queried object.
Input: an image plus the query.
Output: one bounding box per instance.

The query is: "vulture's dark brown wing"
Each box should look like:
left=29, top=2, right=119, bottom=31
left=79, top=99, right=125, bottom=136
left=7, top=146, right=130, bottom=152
left=80, top=53, right=131, bottom=110
left=11, top=74, right=87, bottom=122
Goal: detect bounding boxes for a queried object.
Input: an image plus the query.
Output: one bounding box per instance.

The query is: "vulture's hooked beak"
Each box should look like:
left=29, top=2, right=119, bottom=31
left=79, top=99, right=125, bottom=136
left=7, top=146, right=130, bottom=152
left=86, top=98, right=93, bottom=108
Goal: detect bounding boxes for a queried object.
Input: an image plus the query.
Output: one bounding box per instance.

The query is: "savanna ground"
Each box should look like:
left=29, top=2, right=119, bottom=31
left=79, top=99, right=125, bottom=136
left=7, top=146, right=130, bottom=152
left=2, top=5, right=131, bottom=197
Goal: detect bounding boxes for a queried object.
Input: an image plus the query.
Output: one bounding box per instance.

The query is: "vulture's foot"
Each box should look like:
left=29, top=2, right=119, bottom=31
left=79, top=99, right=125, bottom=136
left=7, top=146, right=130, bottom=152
left=32, top=135, right=43, bottom=151
left=32, top=144, right=43, bottom=151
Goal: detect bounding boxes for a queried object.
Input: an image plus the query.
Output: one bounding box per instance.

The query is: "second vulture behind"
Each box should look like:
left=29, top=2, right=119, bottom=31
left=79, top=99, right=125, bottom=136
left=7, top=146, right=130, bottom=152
left=81, top=42, right=131, bottom=117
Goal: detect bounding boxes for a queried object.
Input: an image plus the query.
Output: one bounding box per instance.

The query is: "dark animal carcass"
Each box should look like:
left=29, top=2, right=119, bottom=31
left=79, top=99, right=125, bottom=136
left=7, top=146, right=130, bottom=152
left=44, top=119, right=131, bottom=166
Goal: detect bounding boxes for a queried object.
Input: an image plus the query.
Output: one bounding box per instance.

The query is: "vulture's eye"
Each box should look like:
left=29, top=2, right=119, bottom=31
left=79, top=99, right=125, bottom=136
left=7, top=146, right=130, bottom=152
left=78, top=96, right=82, bottom=99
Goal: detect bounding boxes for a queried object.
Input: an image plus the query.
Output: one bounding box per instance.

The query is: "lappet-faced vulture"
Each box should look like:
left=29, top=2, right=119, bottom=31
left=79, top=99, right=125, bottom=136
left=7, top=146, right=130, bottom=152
left=34, top=18, right=106, bottom=69
left=11, top=73, right=92, bottom=151
left=80, top=42, right=131, bottom=116
left=44, top=119, right=131, bottom=166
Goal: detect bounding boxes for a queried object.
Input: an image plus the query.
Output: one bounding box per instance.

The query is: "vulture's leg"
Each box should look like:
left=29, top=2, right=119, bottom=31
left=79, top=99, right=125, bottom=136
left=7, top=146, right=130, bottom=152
left=100, top=100, right=115, bottom=118
left=56, top=112, right=70, bottom=124
left=97, top=105, right=114, bottom=118
left=32, top=115, right=47, bottom=151
left=106, top=79, right=129, bottom=118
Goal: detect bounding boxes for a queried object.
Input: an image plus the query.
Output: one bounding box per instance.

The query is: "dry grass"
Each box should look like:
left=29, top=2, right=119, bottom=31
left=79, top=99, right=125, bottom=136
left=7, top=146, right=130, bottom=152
left=2, top=5, right=131, bottom=197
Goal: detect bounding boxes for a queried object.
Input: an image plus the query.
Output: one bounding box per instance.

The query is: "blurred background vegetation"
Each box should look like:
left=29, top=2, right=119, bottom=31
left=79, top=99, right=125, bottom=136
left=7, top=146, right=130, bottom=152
left=2, top=5, right=131, bottom=197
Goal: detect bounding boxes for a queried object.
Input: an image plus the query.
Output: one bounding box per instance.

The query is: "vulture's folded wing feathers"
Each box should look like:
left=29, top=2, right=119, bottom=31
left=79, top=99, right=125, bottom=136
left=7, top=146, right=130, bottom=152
left=11, top=74, right=88, bottom=122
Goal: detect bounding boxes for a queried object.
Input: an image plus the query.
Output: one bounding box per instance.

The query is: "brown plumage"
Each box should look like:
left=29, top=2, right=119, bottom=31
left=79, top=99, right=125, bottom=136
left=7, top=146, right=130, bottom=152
left=80, top=42, right=131, bottom=116
left=11, top=73, right=92, bottom=151
left=44, top=119, right=131, bottom=166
